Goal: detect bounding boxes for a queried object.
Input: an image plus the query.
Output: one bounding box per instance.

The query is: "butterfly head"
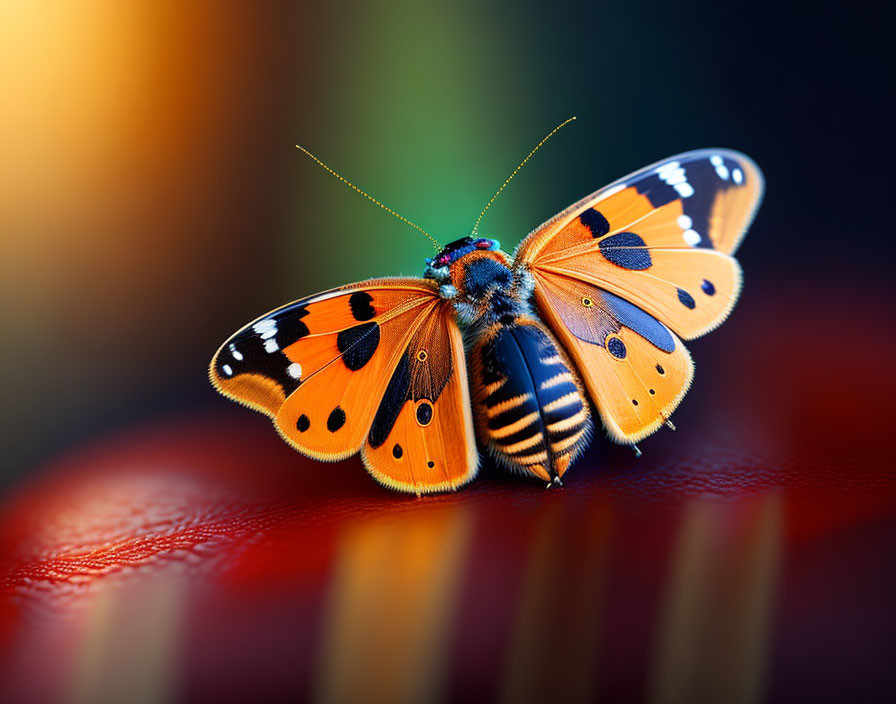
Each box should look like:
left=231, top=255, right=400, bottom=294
left=424, top=236, right=516, bottom=306
left=424, top=237, right=501, bottom=283
left=426, top=236, right=501, bottom=268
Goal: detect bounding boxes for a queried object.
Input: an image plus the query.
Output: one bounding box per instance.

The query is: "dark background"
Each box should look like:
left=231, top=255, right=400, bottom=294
left=2, top=0, right=891, bottom=485
left=1, top=2, right=894, bottom=702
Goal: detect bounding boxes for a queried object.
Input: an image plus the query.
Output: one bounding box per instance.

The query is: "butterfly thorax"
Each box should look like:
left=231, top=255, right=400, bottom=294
left=424, top=236, right=533, bottom=329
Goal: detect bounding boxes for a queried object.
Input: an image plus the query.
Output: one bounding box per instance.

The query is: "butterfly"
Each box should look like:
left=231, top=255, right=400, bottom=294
left=210, top=122, right=763, bottom=494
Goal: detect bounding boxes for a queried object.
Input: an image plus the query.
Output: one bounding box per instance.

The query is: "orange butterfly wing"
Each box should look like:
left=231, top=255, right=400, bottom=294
left=210, top=278, right=477, bottom=492
left=532, top=273, right=693, bottom=443
left=517, top=149, right=762, bottom=340
left=361, top=306, right=478, bottom=493
left=516, top=149, right=763, bottom=442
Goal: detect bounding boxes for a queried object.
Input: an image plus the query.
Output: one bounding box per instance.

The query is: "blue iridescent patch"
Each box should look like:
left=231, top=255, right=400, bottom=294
left=677, top=288, right=696, bottom=309
left=601, top=291, right=675, bottom=352
left=598, top=232, right=652, bottom=270
left=701, top=279, right=716, bottom=296
left=607, top=336, right=627, bottom=359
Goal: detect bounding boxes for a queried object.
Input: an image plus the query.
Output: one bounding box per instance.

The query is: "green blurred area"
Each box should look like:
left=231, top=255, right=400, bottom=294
left=284, top=0, right=730, bottom=294
left=0, top=0, right=885, bottom=484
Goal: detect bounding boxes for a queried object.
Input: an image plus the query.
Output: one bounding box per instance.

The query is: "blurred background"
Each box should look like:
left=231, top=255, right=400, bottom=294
left=1, top=1, right=893, bottom=702
left=2, top=0, right=891, bottom=483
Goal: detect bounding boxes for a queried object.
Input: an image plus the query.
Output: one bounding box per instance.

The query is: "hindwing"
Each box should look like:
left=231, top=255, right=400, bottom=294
left=362, top=308, right=479, bottom=493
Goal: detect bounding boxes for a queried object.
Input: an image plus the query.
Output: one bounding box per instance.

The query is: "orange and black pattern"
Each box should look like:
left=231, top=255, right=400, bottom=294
left=210, top=149, right=763, bottom=491
left=471, top=319, right=590, bottom=483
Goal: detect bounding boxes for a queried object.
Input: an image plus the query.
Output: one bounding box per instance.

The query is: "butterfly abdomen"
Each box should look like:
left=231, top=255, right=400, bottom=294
left=470, top=319, right=591, bottom=482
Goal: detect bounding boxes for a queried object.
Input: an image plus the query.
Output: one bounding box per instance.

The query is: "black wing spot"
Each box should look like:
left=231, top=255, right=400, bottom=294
left=416, top=401, right=434, bottom=427
left=296, top=414, right=310, bottom=432
left=349, top=291, right=376, bottom=321
left=580, top=208, right=610, bottom=237
left=656, top=364, right=665, bottom=375
left=216, top=307, right=310, bottom=395
left=327, top=407, right=346, bottom=432
left=275, top=307, right=310, bottom=347
left=599, top=233, right=652, bottom=270
left=369, top=353, right=411, bottom=448
left=634, top=171, right=680, bottom=208
left=427, top=460, right=434, bottom=468
left=393, top=444, right=403, bottom=459
left=677, top=288, right=696, bottom=309
left=337, top=322, right=380, bottom=371
left=701, top=279, right=716, bottom=296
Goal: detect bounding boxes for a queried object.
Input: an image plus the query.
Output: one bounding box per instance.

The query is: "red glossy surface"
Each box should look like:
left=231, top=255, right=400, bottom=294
left=1, top=296, right=894, bottom=702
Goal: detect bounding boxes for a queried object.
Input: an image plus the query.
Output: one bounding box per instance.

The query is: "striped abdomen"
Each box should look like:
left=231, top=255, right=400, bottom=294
left=471, top=319, right=591, bottom=482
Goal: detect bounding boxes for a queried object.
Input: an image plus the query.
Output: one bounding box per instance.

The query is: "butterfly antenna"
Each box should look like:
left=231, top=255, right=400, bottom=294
left=471, top=116, right=577, bottom=235
left=295, top=145, right=442, bottom=252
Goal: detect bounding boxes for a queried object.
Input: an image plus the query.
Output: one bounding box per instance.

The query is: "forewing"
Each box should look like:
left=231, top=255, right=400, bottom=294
left=532, top=271, right=693, bottom=443
left=210, top=278, right=443, bottom=461
left=515, top=149, right=762, bottom=340
left=361, top=302, right=479, bottom=493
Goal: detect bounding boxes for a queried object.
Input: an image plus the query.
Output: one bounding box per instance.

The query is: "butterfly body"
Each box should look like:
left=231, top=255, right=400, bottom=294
left=470, top=320, right=590, bottom=484
left=424, top=237, right=592, bottom=483
left=211, top=148, right=764, bottom=494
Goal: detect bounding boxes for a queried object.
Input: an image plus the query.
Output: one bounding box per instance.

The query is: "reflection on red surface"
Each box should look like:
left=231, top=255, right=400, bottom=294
left=1, top=297, right=894, bottom=702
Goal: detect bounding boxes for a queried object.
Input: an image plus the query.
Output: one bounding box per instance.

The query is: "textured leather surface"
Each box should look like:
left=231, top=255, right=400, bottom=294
left=1, top=297, right=894, bottom=703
